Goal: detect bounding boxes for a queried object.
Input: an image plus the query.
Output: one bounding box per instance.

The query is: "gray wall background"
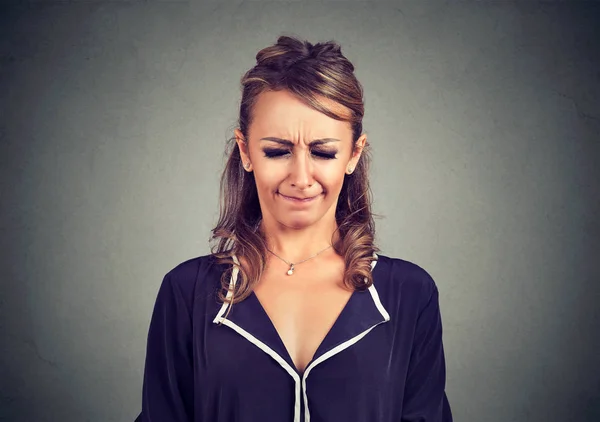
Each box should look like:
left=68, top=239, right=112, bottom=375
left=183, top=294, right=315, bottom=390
left=1, top=1, right=599, bottom=421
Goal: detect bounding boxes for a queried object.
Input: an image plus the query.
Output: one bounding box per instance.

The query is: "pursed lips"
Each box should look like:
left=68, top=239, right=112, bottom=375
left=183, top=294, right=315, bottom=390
left=277, top=192, right=321, bottom=202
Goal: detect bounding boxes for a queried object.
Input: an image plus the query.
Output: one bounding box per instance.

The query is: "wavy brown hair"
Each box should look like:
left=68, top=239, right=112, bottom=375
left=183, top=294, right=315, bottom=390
left=210, top=35, right=380, bottom=318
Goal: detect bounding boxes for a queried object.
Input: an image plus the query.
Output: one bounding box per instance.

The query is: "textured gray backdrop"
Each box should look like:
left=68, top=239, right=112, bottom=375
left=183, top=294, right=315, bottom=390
left=1, top=1, right=599, bottom=421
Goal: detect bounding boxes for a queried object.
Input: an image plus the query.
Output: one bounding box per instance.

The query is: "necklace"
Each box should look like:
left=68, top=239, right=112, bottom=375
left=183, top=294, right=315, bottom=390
left=267, top=244, right=333, bottom=275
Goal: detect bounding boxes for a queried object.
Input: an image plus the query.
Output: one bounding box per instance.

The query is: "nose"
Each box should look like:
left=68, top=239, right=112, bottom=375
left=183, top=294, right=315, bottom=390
left=289, top=151, right=314, bottom=190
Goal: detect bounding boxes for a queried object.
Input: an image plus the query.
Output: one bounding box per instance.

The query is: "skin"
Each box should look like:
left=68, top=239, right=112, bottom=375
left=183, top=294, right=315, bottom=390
left=234, top=89, right=368, bottom=373
left=235, top=89, right=367, bottom=267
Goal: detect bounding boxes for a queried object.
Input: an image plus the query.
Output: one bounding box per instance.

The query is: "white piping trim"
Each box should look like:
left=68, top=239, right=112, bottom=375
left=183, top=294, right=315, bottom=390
left=368, top=281, right=390, bottom=322
left=214, top=252, right=390, bottom=422
left=218, top=318, right=302, bottom=422
left=212, top=254, right=302, bottom=422
left=301, top=320, right=388, bottom=421
left=212, top=255, right=240, bottom=323
left=302, top=252, right=390, bottom=421
left=371, top=253, right=379, bottom=269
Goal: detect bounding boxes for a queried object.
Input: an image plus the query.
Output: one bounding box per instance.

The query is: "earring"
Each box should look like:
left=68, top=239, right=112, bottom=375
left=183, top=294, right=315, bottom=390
left=244, top=162, right=251, bottom=170
left=347, top=166, right=354, bottom=174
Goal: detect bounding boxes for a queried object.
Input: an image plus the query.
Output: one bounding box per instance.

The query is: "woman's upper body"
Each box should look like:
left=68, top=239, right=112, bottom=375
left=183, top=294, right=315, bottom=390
left=136, top=251, right=452, bottom=422
left=136, top=35, right=453, bottom=421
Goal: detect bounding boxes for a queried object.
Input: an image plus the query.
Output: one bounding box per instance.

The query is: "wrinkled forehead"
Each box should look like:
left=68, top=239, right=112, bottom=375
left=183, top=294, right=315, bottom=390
left=249, top=90, right=353, bottom=141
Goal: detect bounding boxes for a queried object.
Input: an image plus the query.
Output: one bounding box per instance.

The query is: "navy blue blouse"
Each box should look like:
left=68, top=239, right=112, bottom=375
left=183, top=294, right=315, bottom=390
left=135, top=253, right=453, bottom=422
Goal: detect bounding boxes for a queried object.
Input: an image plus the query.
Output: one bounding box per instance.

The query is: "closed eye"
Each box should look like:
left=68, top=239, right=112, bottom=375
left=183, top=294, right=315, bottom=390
left=312, top=150, right=337, bottom=159
left=262, top=148, right=337, bottom=160
left=263, top=148, right=289, bottom=158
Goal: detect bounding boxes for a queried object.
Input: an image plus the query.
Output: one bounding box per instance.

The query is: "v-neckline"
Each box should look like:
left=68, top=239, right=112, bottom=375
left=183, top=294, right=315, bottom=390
left=214, top=253, right=389, bottom=379
left=249, top=287, right=359, bottom=376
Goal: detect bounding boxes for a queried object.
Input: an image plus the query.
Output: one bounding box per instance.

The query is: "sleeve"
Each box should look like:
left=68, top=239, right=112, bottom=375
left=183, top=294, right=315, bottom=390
left=401, top=277, right=453, bottom=422
left=136, top=272, right=194, bottom=422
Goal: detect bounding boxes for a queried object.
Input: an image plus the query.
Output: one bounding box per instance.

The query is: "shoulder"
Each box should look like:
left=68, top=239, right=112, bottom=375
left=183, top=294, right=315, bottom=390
left=375, top=253, right=438, bottom=290
left=373, top=253, right=440, bottom=314
left=166, top=253, right=217, bottom=282
left=158, top=253, right=226, bottom=312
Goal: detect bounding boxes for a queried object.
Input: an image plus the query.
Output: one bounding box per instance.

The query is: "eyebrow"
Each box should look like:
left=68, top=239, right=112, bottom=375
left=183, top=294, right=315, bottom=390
left=259, top=137, right=341, bottom=147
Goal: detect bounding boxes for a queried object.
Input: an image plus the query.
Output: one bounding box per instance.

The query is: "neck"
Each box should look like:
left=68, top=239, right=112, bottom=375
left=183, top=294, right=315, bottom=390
left=258, top=215, right=340, bottom=263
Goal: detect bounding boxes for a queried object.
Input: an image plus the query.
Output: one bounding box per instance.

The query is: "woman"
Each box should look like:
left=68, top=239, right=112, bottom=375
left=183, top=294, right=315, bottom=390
left=136, top=35, right=453, bottom=422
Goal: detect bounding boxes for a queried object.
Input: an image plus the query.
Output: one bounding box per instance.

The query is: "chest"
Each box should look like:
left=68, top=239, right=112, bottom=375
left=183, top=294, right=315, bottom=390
left=201, top=315, right=400, bottom=422
left=252, top=268, right=354, bottom=375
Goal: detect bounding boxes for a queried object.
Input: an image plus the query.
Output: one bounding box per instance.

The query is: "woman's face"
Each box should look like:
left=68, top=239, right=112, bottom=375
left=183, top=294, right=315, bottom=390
left=235, top=89, right=366, bottom=230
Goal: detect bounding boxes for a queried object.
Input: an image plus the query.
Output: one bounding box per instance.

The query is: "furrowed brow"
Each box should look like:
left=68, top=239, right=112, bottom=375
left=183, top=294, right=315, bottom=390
left=259, top=137, right=341, bottom=146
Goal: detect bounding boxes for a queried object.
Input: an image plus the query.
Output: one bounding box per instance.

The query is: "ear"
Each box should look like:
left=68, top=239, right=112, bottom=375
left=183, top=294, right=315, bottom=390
left=235, top=128, right=252, bottom=172
left=346, top=133, right=367, bottom=174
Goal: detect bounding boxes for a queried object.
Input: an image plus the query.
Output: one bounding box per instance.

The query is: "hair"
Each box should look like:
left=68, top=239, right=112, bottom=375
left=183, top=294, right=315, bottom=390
left=210, top=35, right=379, bottom=319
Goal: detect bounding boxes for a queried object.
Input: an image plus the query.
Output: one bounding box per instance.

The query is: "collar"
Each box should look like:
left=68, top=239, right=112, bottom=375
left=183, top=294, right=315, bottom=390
left=212, top=253, right=390, bottom=375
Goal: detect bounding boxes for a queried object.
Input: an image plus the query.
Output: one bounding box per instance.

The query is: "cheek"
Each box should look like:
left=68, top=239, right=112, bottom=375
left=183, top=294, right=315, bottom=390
left=320, top=166, right=347, bottom=190
left=252, top=167, right=280, bottom=192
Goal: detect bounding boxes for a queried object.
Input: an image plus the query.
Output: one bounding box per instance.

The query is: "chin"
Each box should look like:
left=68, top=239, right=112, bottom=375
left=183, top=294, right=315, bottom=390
left=279, top=215, right=318, bottom=230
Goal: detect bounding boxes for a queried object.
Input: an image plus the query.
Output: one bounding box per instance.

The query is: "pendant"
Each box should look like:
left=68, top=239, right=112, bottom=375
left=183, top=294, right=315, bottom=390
left=287, top=263, right=295, bottom=275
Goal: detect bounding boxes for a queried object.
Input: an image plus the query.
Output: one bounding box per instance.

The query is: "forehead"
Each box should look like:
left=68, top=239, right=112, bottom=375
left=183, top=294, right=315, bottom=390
left=249, top=90, right=352, bottom=141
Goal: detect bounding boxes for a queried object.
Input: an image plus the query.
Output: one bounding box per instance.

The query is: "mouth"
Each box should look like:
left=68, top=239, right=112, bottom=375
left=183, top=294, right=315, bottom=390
left=277, top=192, right=321, bottom=203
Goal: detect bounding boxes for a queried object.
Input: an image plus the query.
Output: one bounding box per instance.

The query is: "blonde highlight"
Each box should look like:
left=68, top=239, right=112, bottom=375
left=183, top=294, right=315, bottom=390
left=210, top=35, right=380, bottom=318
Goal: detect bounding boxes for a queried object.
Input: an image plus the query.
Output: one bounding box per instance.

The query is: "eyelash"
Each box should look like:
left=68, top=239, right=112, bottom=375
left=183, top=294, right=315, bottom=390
left=263, top=148, right=337, bottom=160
